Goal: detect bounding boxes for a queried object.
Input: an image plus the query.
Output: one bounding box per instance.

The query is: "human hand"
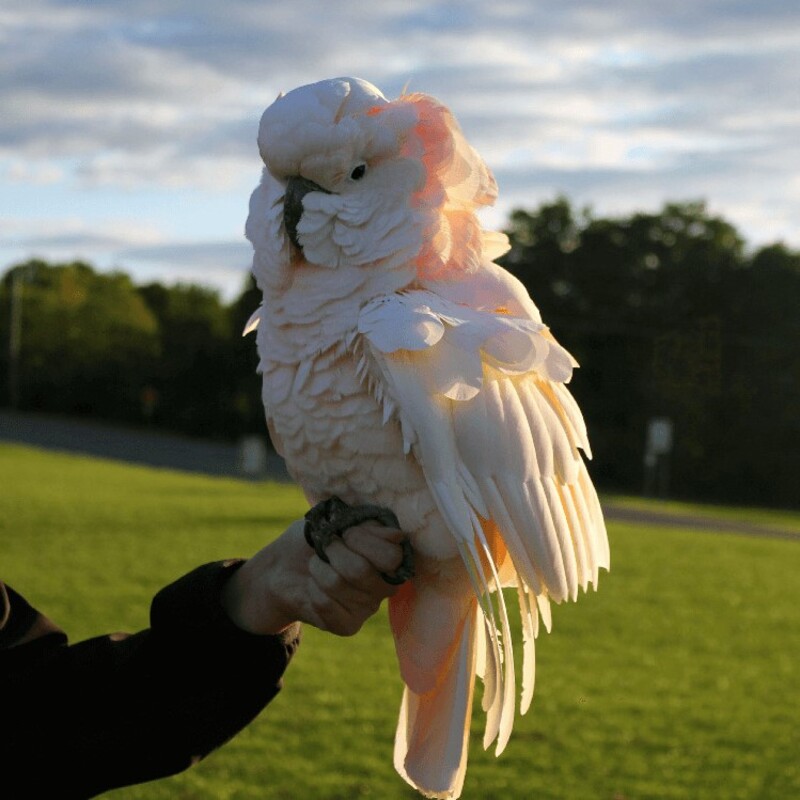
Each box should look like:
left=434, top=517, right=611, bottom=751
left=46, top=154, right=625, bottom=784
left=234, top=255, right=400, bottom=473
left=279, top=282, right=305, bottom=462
left=220, top=518, right=407, bottom=636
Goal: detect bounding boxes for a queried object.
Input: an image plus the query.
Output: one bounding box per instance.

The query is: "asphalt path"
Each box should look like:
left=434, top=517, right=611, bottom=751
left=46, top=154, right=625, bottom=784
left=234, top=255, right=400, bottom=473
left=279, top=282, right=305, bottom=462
left=603, top=503, right=799, bottom=542
left=2, top=409, right=796, bottom=542
left=0, top=409, right=289, bottom=481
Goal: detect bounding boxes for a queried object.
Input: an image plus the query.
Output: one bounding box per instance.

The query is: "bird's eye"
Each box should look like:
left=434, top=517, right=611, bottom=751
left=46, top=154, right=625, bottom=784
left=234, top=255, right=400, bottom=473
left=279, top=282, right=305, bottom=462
left=350, top=163, right=367, bottom=181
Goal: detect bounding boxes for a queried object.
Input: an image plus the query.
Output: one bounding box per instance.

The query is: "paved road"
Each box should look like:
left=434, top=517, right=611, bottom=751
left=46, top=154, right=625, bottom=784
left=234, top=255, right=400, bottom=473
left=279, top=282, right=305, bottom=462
left=2, top=409, right=796, bottom=541
left=603, top=503, right=799, bottom=542
left=0, top=409, right=290, bottom=481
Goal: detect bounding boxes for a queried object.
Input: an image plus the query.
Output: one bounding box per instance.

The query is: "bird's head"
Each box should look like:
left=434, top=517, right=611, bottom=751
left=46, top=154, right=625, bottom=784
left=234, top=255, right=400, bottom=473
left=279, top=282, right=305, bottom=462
left=248, top=77, right=504, bottom=283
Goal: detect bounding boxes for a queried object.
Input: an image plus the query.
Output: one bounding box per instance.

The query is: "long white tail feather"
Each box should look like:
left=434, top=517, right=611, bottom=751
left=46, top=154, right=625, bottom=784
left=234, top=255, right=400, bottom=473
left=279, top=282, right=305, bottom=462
left=481, top=477, right=547, bottom=596
left=517, top=581, right=538, bottom=714
left=536, top=592, right=553, bottom=633
left=569, top=481, right=598, bottom=585
left=458, top=537, right=504, bottom=747
left=471, top=510, right=516, bottom=754
left=555, top=479, right=591, bottom=592
left=542, top=477, right=580, bottom=601
left=553, top=381, right=593, bottom=458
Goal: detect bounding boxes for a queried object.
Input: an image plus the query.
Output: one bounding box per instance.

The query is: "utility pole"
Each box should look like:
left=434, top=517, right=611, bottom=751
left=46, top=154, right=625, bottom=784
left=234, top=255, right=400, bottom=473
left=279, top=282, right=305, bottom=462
left=8, top=268, right=23, bottom=408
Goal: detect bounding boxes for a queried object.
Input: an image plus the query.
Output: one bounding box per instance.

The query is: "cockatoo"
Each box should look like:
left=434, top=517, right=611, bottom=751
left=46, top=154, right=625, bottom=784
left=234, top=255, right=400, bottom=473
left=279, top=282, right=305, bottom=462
left=245, top=77, right=609, bottom=799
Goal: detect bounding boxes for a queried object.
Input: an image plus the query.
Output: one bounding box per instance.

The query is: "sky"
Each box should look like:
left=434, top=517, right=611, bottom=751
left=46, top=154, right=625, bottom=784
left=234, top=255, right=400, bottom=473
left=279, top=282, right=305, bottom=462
left=2, top=0, right=799, bottom=299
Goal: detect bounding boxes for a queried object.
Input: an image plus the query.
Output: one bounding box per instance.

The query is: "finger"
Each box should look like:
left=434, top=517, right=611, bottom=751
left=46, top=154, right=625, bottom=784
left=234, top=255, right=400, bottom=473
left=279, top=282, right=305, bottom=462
left=307, top=579, right=365, bottom=637
left=308, top=548, right=387, bottom=606
left=341, top=525, right=406, bottom=573
left=324, top=538, right=397, bottom=596
left=308, top=558, right=384, bottom=629
left=347, top=521, right=407, bottom=544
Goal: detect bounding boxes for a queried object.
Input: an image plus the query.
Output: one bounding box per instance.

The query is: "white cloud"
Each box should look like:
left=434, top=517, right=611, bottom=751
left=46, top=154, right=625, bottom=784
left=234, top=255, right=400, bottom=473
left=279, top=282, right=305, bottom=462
left=73, top=151, right=255, bottom=190
left=2, top=216, right=163, bottom=248
left=3, top=159, right=64, bottom=184
left=119, top=240, right=251, bottom=269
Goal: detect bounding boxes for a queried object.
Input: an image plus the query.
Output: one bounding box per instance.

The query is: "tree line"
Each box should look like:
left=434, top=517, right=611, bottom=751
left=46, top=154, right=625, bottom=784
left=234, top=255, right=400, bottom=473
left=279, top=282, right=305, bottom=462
left=1, top=261, right=264, bottom=441
left=1, top=199, right=798, bottom=507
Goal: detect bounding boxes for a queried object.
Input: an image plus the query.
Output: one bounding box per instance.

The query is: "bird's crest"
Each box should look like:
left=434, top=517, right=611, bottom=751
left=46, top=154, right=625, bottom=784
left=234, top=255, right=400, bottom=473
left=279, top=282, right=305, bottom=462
left=393, top=93, right=501, bottom=281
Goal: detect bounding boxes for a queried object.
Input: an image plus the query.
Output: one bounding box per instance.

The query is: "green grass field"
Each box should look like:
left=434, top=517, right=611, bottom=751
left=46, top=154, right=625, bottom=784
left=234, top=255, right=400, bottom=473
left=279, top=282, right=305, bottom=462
left=1, top=442, right=798, bottom=800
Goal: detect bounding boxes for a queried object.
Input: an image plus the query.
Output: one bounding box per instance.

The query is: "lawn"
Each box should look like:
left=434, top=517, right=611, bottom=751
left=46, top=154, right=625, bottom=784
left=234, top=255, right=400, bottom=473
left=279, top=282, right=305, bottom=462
left=1, top=442, right=798, bottom=799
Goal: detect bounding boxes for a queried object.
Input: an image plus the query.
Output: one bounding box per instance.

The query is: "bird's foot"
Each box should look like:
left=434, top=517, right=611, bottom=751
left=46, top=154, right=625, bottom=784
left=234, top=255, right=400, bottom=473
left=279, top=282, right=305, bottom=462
left=304, top=496, right=415, bottom=585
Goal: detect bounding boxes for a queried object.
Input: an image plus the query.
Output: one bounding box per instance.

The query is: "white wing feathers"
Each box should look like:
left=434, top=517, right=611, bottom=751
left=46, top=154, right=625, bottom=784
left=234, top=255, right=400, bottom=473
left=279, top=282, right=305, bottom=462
left=358, top=288, right=609, bottom=754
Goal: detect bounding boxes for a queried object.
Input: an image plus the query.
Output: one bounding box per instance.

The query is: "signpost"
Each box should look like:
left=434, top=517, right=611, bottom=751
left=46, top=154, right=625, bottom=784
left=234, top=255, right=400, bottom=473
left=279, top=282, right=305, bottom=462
left=644, top=417, right=674, bottom=498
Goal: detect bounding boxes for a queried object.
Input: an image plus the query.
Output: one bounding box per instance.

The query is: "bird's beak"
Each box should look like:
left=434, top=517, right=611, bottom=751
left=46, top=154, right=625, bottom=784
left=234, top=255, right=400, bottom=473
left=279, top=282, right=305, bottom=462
left=284, top=176, right=330, bottom=251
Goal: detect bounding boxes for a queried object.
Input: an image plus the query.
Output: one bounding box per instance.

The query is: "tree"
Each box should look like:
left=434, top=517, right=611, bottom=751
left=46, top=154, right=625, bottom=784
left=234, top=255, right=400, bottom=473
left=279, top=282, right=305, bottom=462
left=500, top=199, right=799, bottom=507
left=137, top=282, right=235, bottom=436
left=0, top=260, right=159, bottom=418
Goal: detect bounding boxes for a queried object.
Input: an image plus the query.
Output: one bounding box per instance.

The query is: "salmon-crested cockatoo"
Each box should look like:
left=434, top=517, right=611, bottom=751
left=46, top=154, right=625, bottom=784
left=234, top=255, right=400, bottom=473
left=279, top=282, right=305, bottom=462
left=245, top=77, right=609, bottom=799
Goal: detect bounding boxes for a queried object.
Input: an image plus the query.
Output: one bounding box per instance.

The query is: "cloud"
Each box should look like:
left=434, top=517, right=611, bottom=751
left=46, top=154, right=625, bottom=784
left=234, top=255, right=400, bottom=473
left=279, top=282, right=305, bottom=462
left=15, top=232, right=133, bottom=250
left=0, top=212, right=253, bottom=298
left=1, top=216, right=163, bottom=249
left=3, top=160, right=64, bottom=184
left=119, top=240, right=251, bottom=270
left=1, top=0, right=799, bottom=292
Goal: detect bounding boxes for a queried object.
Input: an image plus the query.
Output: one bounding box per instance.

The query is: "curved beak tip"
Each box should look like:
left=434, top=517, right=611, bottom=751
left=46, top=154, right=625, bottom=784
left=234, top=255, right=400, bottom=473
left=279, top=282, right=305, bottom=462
left=283, top=176, right=329, bottom=251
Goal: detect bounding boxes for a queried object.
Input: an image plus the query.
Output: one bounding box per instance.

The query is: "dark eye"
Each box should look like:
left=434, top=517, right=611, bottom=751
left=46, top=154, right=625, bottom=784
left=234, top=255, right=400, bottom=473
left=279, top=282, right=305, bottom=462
left=350, top=163, right=367, bottom=181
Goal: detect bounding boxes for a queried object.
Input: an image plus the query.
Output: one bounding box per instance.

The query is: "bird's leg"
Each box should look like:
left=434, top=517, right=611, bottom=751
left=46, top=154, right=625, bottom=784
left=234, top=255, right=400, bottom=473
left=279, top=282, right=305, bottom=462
left=304, top=496, right=415, bottom=585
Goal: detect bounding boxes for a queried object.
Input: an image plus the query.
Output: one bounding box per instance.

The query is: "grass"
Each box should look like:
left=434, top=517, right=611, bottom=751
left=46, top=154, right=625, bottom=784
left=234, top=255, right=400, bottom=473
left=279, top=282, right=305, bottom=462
left=1, top=441, right=798, bottom=799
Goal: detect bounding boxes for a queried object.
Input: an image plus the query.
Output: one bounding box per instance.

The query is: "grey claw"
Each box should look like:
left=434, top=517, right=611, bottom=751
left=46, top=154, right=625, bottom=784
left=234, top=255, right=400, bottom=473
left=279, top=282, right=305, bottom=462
left=380, top=537, right=415, bottom=585
left=303, top=496, right=349, bottom=564
left=303, top=496, right=415, bottom=584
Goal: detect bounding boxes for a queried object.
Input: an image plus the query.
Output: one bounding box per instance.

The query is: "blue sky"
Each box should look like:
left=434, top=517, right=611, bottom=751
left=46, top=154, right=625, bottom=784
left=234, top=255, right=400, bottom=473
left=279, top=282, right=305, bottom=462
left=2, top=1, right=799, bottom=298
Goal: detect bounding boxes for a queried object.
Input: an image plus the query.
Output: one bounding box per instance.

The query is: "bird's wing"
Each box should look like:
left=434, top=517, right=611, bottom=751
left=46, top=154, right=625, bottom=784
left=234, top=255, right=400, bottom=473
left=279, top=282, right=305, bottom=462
left=358, top=288, right=609, bottom=753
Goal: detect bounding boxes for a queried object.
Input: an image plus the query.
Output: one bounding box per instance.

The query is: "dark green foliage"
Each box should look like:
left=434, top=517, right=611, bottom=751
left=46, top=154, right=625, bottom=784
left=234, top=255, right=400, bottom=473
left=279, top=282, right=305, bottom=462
left=0, top=260, right=160, bottom=420
left=226, top=275, right=270, bottom=437
left=135, top=279, right=262, bottom=438
left=501, top=199, right=799, bottom=507
left=0, top=261, right=264, bottom=440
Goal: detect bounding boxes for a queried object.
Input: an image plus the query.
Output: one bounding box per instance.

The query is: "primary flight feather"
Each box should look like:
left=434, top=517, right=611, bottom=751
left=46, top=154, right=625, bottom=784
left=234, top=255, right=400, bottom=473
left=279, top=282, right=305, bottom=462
left=246, top=77, right=610, bottom=799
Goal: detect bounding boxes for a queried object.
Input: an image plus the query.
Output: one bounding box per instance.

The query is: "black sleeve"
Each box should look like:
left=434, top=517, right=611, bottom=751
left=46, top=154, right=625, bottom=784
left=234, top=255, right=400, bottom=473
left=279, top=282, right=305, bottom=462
left=0, top=562, right=301, bottom=799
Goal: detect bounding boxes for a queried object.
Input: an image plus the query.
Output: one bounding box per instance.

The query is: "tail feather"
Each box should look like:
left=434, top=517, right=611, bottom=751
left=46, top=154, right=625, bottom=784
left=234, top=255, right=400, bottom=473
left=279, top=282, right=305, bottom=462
left=394, top=602, right=478, bottom=799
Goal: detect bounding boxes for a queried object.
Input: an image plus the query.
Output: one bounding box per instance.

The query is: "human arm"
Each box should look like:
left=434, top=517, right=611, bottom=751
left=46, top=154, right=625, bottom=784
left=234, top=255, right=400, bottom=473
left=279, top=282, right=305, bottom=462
left=0, top=517, right=406, bottom=798
left=0, top=560, right=299, bottom=798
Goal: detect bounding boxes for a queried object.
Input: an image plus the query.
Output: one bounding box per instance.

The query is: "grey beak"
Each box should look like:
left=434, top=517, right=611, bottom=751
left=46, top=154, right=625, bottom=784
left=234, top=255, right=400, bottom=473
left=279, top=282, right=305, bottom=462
left=284, top=176, right=330, bottom=251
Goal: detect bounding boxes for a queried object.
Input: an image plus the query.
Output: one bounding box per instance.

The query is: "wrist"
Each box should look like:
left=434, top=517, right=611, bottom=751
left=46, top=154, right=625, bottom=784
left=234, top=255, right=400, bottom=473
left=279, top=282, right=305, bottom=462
left=220, top=546, right=296, bottom=635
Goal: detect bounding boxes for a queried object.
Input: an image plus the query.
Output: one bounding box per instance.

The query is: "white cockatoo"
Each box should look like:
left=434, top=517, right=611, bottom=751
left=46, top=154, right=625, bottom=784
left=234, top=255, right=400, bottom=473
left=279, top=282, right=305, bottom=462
left=245, top=77, right=609, bottom=799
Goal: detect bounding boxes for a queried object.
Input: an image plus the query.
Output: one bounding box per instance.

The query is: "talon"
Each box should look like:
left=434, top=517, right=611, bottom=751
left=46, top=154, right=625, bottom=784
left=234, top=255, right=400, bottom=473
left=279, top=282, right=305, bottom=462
left=380, top=537, right=415, bottom=585
left=303, top=496, right=349, bottom=563
left=303, top=496, right=415, bottom=584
